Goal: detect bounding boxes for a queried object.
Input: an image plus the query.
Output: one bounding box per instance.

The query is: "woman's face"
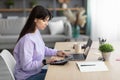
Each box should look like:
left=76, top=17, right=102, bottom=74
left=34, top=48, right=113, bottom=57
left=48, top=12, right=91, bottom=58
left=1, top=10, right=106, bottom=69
left=34, top=17, right=49, bottom=30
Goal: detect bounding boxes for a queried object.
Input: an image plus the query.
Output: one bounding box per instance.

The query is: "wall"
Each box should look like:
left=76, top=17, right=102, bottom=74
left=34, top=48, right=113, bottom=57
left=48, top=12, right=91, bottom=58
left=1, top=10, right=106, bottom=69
left=0, top=0, right=87, bottom=35
left=0, top=0, right=86, bottom=18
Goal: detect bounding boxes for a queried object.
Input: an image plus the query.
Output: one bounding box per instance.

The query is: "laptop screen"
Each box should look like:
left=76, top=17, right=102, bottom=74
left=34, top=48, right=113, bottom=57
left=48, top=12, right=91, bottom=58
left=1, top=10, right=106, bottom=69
left=86, top=38, right=92, bottom=48
left=83, top=38, right=92, bottom=56
left=84, top=46, right=90, bottom=56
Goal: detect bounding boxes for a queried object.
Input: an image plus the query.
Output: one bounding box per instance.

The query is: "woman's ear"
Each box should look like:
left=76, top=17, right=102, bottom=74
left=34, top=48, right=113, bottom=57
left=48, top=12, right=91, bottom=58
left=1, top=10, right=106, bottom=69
left=34, top=18, right=37, bottom=23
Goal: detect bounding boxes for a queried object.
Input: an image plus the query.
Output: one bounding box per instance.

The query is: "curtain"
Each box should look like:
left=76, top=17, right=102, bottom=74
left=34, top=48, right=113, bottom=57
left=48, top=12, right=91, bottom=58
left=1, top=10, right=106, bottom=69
left=88, top=0, right=120, bottom=41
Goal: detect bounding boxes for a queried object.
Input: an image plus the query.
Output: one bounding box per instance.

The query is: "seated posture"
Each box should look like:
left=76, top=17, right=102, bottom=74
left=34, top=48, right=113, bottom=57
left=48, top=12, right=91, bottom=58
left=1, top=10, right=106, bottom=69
left=13, top=5, right=67, bottom=80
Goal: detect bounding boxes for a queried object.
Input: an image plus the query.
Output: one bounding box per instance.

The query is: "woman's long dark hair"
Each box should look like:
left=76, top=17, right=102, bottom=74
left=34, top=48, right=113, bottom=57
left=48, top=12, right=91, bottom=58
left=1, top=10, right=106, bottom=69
left=17, top=5, right=52, bottom=42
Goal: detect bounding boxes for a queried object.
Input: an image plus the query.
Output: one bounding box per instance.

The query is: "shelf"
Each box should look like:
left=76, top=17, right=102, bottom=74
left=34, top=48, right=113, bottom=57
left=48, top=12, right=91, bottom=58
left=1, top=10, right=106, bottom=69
left=48, top=8, right=80, bottom=11
left=0, top=8, right=80, bottom=12
left=0, top=9, right=24, bottom=12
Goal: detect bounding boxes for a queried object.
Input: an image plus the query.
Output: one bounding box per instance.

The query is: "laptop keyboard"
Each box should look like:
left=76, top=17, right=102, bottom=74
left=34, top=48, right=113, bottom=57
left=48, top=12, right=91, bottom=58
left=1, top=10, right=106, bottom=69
left=72, top=54, right=85, bottom=60
left=65, top=54, right=85, bottom=61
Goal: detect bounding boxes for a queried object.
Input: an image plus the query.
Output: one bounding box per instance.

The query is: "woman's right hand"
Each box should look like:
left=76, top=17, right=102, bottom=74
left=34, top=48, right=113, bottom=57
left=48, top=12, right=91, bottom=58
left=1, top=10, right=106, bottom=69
left=46, top=57, right=57, bottom=64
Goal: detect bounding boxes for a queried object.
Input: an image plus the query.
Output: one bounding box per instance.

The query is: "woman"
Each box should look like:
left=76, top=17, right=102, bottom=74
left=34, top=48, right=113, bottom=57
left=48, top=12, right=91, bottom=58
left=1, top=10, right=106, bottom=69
left=13, top=5, right=67, bottom=80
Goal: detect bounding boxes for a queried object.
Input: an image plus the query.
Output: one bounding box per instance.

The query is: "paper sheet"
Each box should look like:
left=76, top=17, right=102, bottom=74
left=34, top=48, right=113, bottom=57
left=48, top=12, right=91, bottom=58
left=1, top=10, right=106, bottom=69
left=76, top=61, right=108, bottom=72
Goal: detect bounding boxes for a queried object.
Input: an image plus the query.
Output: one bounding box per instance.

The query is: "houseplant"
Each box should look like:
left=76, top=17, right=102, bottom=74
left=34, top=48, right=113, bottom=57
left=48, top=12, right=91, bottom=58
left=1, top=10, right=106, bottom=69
left=30, top=0, right=37, bottom=8
left=99, top=43, right=114, bottom=61
left=5, top=0, right=14, bottom=8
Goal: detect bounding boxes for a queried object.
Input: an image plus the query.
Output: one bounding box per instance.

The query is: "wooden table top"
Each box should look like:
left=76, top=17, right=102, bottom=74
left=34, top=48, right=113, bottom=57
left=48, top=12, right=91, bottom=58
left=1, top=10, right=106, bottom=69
left=45, top=41, right=120, bottom=80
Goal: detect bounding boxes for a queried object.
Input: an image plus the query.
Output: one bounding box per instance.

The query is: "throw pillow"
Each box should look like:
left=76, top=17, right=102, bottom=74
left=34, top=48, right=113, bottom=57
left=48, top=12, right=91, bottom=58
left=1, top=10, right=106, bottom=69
left=48, top=20, right=64, bottom=35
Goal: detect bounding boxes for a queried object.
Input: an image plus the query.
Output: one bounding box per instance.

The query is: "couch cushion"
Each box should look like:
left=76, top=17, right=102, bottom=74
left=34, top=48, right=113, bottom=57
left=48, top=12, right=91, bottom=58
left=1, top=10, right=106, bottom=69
left=42, top=35, right=67, bottom=42
left=40, top=26, right=50, bottom=34
left=39, top=16, right=67, bottom=35
left=0, top=17, right=26, bottom=35
left=48, top=20, right=64, bottom=35
left=0, top=19, right=6, bottom=35
left=0, top=35, right=18, bottom=43
left=51, top=16, right=67, bottom=22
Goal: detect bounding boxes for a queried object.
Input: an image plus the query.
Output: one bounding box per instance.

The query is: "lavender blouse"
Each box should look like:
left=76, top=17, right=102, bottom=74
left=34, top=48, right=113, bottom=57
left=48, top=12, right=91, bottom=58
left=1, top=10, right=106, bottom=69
left=13, top=29, right=57, bottom=80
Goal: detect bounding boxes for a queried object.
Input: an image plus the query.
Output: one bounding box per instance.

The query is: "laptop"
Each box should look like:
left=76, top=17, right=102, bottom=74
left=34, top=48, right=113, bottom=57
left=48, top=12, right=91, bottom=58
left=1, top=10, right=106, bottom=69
left=85, top=38, right=93, bottom=48
left=65, top=38, right=92, bottom=61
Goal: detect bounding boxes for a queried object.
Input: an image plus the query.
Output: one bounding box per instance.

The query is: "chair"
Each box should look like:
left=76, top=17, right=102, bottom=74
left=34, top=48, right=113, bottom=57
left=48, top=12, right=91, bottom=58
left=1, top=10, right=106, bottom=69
left=0, top=49, right=16, bottom=80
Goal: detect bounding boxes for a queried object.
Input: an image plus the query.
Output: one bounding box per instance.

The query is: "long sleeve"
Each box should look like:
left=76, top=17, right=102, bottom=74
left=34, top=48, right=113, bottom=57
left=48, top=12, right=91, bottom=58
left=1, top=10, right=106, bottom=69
left=19, top=37, right=43, bottom=71
left=44, top=46, right=57, bottom=56
left=14, top=29, right=46, bottom=80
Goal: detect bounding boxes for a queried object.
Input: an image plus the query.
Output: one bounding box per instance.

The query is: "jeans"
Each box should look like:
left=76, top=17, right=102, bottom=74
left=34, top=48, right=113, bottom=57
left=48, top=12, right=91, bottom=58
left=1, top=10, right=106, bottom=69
left=26, top=69, right=47, bottom=80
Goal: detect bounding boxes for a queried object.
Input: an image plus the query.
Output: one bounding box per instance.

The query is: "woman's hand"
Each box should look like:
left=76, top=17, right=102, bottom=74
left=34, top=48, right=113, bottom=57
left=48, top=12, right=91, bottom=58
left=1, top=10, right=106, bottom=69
left=46, top=57, right=57, bottom=64
left=45, top=51, right=68, bottom=64
left=56, top=51, right=68, bottom=57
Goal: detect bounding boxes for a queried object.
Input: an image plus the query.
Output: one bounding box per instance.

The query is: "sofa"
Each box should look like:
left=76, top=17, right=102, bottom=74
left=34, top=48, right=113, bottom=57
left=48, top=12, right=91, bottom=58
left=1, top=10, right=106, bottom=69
left=0, top=17, right=26, bottom=49
left=40, top=16, right=72, bottom=48
left=0, top=16, right=72, bottom=49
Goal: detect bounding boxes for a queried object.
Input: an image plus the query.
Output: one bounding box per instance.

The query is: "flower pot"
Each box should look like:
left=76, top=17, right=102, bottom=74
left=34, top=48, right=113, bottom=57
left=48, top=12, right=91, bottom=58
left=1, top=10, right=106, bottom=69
left=102, top=52, right=111, bottom=61
left=7, top=5, right=14, bottom=9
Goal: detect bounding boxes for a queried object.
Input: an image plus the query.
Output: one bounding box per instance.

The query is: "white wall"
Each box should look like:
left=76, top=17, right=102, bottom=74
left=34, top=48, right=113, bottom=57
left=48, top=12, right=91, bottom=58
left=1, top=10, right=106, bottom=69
left=90, top=0, right=120, bottom=41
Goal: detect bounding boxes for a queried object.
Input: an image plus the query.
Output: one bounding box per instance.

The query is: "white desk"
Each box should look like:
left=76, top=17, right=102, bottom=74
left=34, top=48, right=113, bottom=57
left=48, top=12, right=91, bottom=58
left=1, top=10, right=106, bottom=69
left=45, top=41, right=120, bottom=80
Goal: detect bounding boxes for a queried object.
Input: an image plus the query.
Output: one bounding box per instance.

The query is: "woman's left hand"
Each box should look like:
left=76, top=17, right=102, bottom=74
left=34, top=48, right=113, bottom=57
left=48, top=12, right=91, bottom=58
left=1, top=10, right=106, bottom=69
left=56, top=51, right=68, bottom=57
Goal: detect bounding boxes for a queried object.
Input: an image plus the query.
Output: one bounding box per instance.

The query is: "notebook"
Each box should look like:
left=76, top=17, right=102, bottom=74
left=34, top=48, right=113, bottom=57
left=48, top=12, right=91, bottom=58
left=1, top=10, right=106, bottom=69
left=76, top=61, right=108, bottom=72
left=65, top=38, right=92, bottom=61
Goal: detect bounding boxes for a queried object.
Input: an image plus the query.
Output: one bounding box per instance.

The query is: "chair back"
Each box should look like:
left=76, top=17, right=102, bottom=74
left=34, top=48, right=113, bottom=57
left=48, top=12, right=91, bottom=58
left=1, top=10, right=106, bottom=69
left=0, top=49, right=16, bottom=80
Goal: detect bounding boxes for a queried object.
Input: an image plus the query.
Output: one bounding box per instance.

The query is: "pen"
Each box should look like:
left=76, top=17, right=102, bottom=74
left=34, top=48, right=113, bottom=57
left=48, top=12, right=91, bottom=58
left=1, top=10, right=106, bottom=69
left=80, top=64, right=96, bottom=66
left=64, top=50, right=71, bottom=51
